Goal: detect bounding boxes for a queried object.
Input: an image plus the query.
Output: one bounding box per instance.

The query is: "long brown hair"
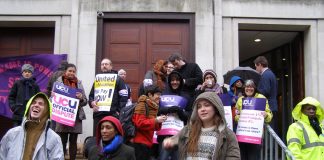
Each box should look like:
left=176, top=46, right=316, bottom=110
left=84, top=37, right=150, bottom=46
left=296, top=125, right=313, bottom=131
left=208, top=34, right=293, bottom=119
left=186, top=99, right=222, bottom=154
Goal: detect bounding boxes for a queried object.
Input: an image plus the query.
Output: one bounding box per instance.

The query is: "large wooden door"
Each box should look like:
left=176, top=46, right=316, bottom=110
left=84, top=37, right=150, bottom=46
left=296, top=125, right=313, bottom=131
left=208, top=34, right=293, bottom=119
left=0, top=27, right=54, bottom=57
left=103, top=21, right=190, bottom=100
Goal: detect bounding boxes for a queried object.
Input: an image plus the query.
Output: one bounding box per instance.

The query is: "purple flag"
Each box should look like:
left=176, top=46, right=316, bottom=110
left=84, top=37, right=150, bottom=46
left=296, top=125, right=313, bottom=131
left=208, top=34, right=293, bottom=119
left=0, top=54, right=67, bottom=118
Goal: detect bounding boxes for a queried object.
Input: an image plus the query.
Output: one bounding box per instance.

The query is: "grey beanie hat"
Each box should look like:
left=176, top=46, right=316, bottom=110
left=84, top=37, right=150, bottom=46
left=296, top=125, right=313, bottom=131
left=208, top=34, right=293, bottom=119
left=21, top=64, right=34, bottom=73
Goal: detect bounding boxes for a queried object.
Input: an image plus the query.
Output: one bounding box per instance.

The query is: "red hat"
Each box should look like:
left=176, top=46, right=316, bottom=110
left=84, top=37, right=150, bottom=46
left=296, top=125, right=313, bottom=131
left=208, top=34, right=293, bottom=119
left=96, top=116, right=124, bottom=145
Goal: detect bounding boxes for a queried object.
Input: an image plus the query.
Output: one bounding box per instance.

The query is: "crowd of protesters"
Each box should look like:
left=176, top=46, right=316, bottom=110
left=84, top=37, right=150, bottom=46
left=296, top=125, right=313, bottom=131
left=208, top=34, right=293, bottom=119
left=1, top=54, right=323, bottom=160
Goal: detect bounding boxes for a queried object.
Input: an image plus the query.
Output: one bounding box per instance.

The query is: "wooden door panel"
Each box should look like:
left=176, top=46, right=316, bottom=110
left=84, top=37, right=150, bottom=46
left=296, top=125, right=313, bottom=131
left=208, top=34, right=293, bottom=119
left=108, top=44, right=141, bottom=62
left=151, top=23, right=183, bottom=44
left=0, top=27, right=54, bottom=58
left=147, top=23, right=189, bottom=68
left=0, top=30, right=24, bottom=57
left=105, top=22, right=147, bottom=100
left=151, top=45, right=183, bottom=65
left=103, top=21, right=190, bottom=101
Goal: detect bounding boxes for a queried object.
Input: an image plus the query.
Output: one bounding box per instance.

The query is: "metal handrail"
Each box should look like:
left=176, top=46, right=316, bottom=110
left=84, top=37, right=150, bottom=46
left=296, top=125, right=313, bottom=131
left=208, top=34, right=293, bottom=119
left=261, top=124, right=295, bottom=160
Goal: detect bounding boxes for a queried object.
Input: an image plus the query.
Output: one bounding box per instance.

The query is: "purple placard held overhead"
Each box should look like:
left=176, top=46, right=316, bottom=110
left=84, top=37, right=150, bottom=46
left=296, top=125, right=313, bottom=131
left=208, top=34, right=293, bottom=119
left=0, top=54, right=67, bottom=118
left=242, top=97, right=266, bottom=111
left=159, top=95, right=188, bottom=110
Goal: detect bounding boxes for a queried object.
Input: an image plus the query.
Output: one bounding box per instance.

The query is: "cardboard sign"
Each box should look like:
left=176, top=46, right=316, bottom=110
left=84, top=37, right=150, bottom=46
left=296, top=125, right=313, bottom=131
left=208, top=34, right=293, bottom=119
left=94, top=74, right=117, bottom=111
left=236, top=97, right=266, bottom=144
left=219, top=94, right=233, bottom=130
left=51, top=82, right=80, bottom=127
left=157, top=113, right=184, bottom=136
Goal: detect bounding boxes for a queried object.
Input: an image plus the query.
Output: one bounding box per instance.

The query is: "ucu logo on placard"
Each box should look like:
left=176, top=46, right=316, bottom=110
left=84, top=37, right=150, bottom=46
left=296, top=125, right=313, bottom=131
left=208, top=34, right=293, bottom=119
left=161, top=97, right=175, bottom=102
left=243, top=99, right=255, bottom=107
left=55, top=84, right=69, bottom=93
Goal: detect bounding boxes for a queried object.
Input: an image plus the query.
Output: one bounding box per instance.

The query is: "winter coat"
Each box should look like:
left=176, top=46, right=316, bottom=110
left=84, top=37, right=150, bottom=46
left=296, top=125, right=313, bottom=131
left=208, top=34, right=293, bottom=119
left=54, top=76, right=87, bottom=134
left=158, top=71, right=193, bottom=143
left=228, top=76, right=243, bottom=97
left=8, top=77, right=40, bottom=121
left=168, top=92, right=240, bottom=160
left=174, top=62, right=203, bottom=97
left=257, top=68, right=278, bottom=112
left=46, top=70, right=65, bottom=97
left=286, top=97, right=324, bottom=160
left=88, top=72, right=128, bottom=118
left=161, top=71, right=193, bottom=124
left=88, top=143, right=135, bottom=160
left=0, top=92, right=64, bottom=160
left=195, top=69, right=226, bottom=96
left=235, top=93, right=273, bottom=123
left=132, top=95, right=161, bottom=147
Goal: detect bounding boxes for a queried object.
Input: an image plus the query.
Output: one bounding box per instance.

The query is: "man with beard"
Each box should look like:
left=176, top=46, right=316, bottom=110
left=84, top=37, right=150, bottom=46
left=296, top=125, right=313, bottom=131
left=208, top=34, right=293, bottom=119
left=88, top=58, right=128, bottom=136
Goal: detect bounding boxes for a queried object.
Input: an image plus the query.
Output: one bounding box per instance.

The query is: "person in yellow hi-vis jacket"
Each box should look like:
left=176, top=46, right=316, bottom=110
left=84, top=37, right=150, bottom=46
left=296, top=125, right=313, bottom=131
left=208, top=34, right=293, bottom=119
left=286, top=97, right=324, bottom=160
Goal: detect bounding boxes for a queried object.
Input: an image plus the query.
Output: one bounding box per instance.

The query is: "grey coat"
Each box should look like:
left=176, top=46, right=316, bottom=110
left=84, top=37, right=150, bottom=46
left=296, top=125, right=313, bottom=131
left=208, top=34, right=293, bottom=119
left=54, top=76, right=87, bottom=134
left=0, top=120, right=64, bottom=160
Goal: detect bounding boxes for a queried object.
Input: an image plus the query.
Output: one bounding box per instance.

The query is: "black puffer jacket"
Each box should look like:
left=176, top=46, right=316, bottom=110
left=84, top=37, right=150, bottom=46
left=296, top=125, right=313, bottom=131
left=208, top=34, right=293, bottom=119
left=8, top=77, right=40, bottom=121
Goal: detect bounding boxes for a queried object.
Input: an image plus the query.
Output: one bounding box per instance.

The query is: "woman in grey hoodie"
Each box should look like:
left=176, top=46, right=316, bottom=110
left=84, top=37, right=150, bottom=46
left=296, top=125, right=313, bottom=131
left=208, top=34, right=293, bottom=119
left=163, top=92, right=240, bottom=160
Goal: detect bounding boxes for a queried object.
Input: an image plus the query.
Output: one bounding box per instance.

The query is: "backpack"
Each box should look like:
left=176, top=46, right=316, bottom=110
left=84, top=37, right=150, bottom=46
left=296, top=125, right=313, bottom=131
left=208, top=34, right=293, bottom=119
left=119, top=102, right=149, bottom=138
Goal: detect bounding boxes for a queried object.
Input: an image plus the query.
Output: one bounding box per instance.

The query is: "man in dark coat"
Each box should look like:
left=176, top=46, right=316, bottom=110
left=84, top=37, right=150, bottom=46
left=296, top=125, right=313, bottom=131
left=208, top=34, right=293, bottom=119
left=8, top=64, right=40, bottom=127
left=88, top=58, right=128, bottom=136
left=254, top=56, right=278, bottom=134
left=168, top=53, right=203, bottom=97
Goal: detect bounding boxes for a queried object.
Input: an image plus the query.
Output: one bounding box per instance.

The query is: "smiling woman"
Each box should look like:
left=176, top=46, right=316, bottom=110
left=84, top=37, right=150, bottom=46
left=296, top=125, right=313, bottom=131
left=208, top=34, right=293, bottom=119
left=88, top=116, right=135, bottom=160
left=54, top=63, right=88, bottom=160
left=163, top=92, right=240, bottom=160
left=234, top=79, right=273, bottom=160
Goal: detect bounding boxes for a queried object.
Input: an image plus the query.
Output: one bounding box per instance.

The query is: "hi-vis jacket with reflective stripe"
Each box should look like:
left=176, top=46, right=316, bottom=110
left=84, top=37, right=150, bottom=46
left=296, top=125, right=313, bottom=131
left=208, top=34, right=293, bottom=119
left=286, top=97, right=324, bottom=160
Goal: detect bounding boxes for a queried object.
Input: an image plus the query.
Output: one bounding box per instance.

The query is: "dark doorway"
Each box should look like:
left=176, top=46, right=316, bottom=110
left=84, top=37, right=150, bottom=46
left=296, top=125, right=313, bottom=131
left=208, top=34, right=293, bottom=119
left=240, top=31, right=304, bottom=140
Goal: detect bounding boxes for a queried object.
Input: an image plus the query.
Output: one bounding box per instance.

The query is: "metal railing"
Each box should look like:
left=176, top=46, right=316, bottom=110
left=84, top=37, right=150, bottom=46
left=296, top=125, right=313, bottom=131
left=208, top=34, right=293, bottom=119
left=260, top=124, right=295, bottom=160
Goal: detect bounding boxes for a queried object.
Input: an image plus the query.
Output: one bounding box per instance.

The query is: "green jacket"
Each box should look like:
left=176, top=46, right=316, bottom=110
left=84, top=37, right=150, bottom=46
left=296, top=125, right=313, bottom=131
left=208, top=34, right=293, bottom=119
left=286, top=97, right=324, bottom=160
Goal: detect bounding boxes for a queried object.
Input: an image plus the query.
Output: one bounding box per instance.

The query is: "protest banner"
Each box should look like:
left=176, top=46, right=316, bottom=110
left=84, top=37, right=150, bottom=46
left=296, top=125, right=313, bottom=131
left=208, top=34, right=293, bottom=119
left=157, top=95, right=187, bottom=136
left=51, top=82, right=80, bottom=127
left=94, top=74, right=117, bottom=111
left=219, top=94, right=233, bottom=131
left=236, top=97, right=266, bottom=144
left=0, top=54, right=67, bottom=118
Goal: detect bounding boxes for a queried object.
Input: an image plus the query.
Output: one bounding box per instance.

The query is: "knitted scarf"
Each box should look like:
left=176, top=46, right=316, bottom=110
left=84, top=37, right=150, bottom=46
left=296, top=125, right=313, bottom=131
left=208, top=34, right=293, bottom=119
left=153, top=60, right=166, bottom=90
left=62, top=74, right=78, bottom=88
left=309, top=117, right=322, bottom=136
left=99, top=135, right=123, bottom=159
left=22, top=77, right=34, bottom=101
left=134, top=95, right=159, bottom=118
left=204, top=83, right=223, bottom=95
